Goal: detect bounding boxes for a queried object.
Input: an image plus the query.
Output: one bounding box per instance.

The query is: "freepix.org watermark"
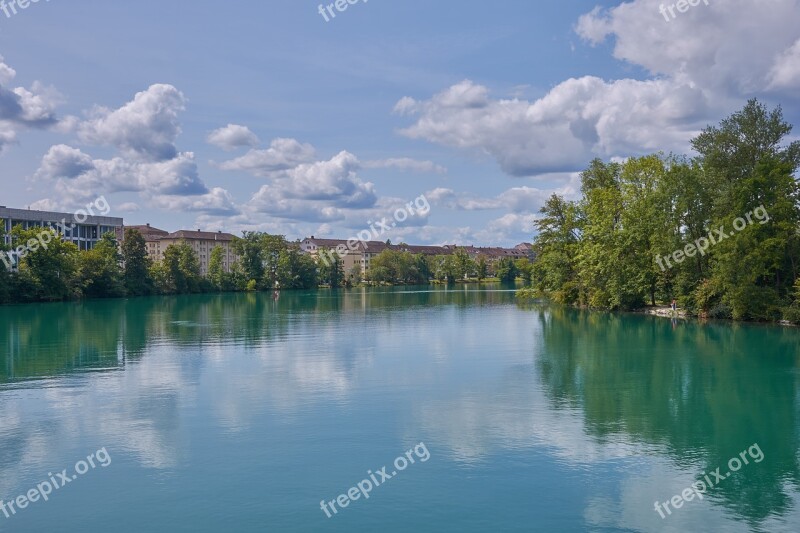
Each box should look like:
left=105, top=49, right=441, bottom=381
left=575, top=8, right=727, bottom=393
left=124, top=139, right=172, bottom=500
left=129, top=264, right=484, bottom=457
left=0, top=0, right=51, bottom=20
left=1, top=447, right=111, bottom=520
left=319, top=442, right=430, bottom=518
left=655, top=205, right=770, bottom=272
left=1, top=196, right=111, bottom=271
left=318, top=194, right=430, bottom=267
left=653, top=443, right=764, bottom=519
left=659, top=0, right=709, bottom=22
left=317, top=0, right=368, bottom=23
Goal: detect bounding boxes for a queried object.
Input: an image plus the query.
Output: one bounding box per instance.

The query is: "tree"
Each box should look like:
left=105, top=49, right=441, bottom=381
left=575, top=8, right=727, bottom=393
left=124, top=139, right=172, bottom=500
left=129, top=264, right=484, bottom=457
left=692, top=100, right=800, bottom=319
left=0, top=224, right=11, bottom=304
left=477, top=256, right=488, bottom=281
left=155, top=242, right=202, bottom=294
left=348, top=264, right=362, bottom=285
left=318, top=248, right=345, bottom=288
left=453, top=248, right=475, bottom=280
left=532, top=194, right=582, bottom=304
left=277, top=247, right=317, bottom=289
left=79, top=232, right=125, bottom=298
left=496, top=257, right=519, bottom=284
left=232, top=232, right=265, bottom=288
left=527, top=100, right=800, bottom=321
left=432, top=254, right=458, bottom=284
left=208, top=245, right=233, bottom=291
left=515, top=258, right=533, bottom=284
left=121, top=228, right=153, bottom=296
left=11, top=226, right=80, bottom=301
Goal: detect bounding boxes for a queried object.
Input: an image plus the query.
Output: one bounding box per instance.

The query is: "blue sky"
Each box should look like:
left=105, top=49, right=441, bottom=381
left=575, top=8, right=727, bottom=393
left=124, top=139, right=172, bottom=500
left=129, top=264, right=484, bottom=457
left=1, top=0, right=799, bottom=245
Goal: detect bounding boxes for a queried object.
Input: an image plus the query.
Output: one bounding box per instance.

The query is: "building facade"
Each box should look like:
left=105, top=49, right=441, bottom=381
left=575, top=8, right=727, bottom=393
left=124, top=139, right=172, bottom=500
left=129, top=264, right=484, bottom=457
left=0, top=205, right=123, bottom=252
left=124, top=225, right=239, bottom=275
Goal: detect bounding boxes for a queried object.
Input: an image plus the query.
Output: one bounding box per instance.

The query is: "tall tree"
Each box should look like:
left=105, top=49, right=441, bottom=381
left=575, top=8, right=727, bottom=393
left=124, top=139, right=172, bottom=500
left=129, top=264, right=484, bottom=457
left=121, top=228, right=153, bottom=296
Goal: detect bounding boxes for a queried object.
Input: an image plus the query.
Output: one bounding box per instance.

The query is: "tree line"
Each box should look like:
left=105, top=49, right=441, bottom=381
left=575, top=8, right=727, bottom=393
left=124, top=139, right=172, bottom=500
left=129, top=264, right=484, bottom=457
left=362, top=247, right=533, bottom=285
left=0, top=228, right=322, bottom=304
left=527, top=100, right=800, bottom=322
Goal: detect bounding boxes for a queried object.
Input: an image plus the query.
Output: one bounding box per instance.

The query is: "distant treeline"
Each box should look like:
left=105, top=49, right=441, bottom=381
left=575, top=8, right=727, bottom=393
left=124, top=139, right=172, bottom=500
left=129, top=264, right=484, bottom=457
left=348, top=247, right=532, bottom=285
left=0, top=229, right=325, bottom=304
left=525, top=100, right=800, bottom=323
left=0, top=226, right=533, bottom=304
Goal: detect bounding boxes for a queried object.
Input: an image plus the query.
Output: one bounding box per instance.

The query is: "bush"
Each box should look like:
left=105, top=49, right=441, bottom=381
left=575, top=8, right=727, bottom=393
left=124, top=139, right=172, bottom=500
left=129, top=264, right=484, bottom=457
left=782, top=307, right=800, bottom=324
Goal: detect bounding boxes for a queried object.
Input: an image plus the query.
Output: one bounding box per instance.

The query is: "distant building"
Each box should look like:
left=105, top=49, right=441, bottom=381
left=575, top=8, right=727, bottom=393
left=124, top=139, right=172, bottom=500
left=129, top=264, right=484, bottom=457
left=123, top=225, right=239, bottom=275
left=300, top=236, right=531, bottom=277
left=462, top=245, right=529, bottom=263
left=0, top=205, right=123, bottom=252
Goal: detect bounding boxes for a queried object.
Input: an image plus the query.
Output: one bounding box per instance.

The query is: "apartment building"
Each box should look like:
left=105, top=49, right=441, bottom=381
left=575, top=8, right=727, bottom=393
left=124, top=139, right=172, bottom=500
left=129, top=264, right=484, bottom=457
left=0, top=205, right=123, bottom=252
left=301, top=237, right=455, bottom=276
left=124, top=225, right=239, bottom=275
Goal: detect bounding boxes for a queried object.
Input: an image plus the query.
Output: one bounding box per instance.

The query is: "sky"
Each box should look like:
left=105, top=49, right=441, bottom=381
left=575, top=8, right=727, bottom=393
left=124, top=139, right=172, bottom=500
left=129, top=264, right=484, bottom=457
left=0, top=0, right=799, bottom=246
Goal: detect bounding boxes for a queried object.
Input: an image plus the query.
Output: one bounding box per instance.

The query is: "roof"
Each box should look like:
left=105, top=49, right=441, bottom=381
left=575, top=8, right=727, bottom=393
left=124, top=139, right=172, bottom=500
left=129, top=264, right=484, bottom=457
left=163, top=230, right=237, bottom=241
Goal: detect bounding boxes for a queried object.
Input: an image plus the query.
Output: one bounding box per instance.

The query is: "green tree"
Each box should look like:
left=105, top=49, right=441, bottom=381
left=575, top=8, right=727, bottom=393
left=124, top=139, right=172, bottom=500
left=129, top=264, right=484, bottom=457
left=532, top=194, right=583, bottom=304
left=78, top=232, right=125, bottom=298
left=496, top=257, right=519, bottom=284
left=0, top=224, right=11, bottom=304
left=11, top=226, right=80, bottom=301
left=453, top=248, right=474, bottom=280
left=232, top=232, right=265, bottom=288
left=477, top=256, right=488, bottom=281
left=318, top=248, right=345, bottom=288
left=277, top=247, right=317, bottom=289
left=155, top=242, right=202, bottom=294
left=208, top=245, right=234, bottom=291
left=692, top=100, right=800, bottom=319
left=121, top=228, right=153, bottom=296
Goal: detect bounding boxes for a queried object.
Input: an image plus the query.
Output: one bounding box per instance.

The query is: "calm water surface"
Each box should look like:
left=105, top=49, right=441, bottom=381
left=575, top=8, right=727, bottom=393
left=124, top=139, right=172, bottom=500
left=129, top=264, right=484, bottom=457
left=1, top=286, right=799, bottom=532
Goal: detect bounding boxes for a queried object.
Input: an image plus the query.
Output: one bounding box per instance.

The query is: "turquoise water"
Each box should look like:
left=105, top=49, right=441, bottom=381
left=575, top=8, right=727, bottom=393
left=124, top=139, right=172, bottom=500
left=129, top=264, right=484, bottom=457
left=1, top=286, right=799, bottom=532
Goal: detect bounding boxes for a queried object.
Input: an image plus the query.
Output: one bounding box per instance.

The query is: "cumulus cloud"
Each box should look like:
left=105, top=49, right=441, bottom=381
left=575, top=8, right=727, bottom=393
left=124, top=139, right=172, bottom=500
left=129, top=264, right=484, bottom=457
left=207, top=124, right=260, bottom=150
left=77, top=84, right=186, bottom=161
left=247, top=186, right=346, bottom=223
left=396, top=78, right=707, bottom=176
left=0, top=55, right=62, bottom=153
left=218, top=138, right=316, bottom=176
left=575, top=0, right=800, bottom=95
left=31, top=84, right=241, bottom=215
left=242, top=151, right=378, bottom=222
left=397, top=1, right=800, bottom=177
left=32, top=144, right=238, bottom=215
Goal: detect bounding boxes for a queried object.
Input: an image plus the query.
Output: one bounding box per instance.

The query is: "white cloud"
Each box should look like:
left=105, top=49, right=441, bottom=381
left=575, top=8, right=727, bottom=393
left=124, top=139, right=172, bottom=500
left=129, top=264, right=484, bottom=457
left=78, top=84, right=186, bottom=161
left=218, top=138, right=316, bottom=176
left=397, top=1, right=800, bottom=178
left=397, top=78, right=707, bottom=176
left=207, top=124, right=260, bottom=150
left=575, top=0, right=800, bottom=96
left=32, top=145, right=237, bottom=215
left=769, top=38, right=800, bottom=90
left=242, top=151, right=378, bottom=222
left=0, top=55, right=62, bottom=153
